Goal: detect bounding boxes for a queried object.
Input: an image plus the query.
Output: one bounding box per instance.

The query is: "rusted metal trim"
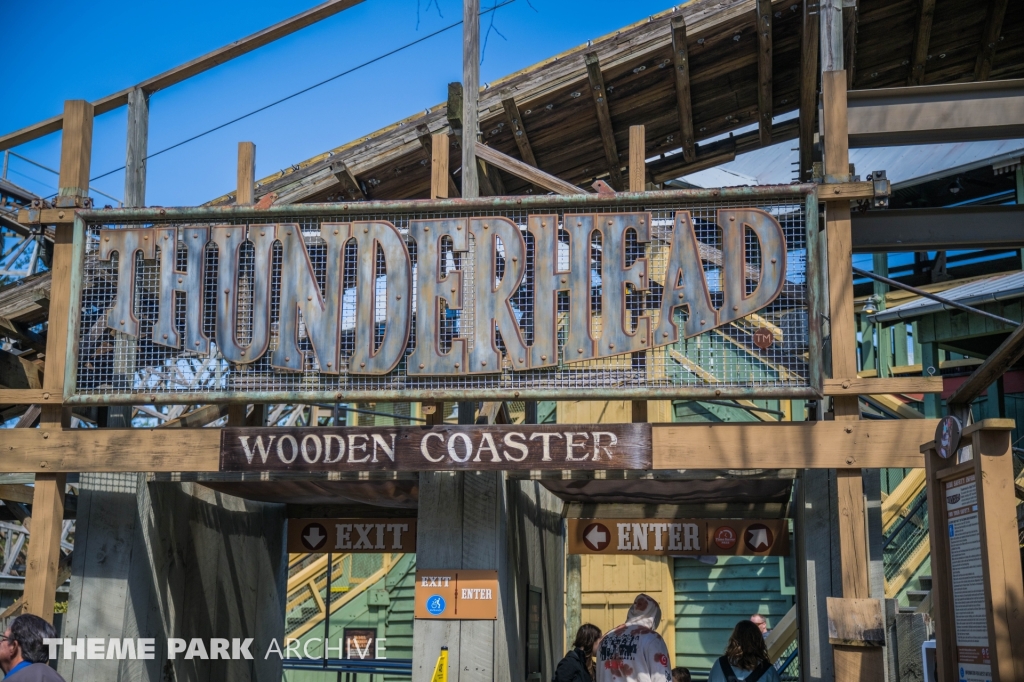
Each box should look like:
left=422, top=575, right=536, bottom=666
left=62, top=216, right=88, bottom=401
left=64, top=386, right=821, bottom=406
left=78, top=186, right=816, bottom=223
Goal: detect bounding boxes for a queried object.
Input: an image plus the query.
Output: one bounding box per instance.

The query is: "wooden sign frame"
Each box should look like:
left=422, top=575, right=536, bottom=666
left=922, top=419, right=1024, bottom=682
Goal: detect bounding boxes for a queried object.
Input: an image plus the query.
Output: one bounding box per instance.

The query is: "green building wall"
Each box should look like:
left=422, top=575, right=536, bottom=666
left=673, top=555, right=794, bottom=674
left=284, top=553, right=416, bottom=681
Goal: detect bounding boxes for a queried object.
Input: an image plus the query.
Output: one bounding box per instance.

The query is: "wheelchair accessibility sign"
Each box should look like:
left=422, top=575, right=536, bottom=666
left=426, top=595, right=446, bottom=615
left=415, top=570, right=498, bottom=620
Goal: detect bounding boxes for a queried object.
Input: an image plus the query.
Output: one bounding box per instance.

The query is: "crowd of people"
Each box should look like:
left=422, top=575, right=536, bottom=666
left=556, top=594, right=780, bottom=682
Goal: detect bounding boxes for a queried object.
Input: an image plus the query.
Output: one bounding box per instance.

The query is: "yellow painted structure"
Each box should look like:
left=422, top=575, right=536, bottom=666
left=580, top=554, right=677, bottom=662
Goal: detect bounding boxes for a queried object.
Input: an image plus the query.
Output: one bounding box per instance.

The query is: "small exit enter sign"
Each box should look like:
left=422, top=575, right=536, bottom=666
left=414, top=570, right=498, bottom=620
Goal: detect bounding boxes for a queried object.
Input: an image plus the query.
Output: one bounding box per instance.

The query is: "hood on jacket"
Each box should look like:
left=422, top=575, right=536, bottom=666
left=624, top=593, right=661, bottom=630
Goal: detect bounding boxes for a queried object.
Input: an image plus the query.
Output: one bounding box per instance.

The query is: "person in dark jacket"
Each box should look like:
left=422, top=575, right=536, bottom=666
left=0, top=613, right=66, bottom=681
left=554, top=623, right=602, bottom=682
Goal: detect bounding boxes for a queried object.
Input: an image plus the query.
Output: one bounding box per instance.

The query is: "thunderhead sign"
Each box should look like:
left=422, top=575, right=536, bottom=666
left=68, top=190, right=820, bottom=402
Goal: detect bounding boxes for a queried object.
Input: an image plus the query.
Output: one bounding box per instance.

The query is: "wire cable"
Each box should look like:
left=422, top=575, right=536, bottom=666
left=85, top=0, right=518, bottom=187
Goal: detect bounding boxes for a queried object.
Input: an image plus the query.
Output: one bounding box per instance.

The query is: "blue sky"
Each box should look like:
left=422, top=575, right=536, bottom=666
left=2, top=0, right=678, bottom=207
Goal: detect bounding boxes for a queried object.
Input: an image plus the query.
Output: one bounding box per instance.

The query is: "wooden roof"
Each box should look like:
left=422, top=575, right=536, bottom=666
left=206, top=0, right=1024, bottom=206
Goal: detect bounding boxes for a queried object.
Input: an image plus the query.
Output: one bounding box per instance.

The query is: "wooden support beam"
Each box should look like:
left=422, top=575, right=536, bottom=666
left=756, top=0, right=774, bottom=146
left=628, top=125, right=646, bottom=192
left=947, top=322, right=1024, bottom=407
left=799, top=0, right=819, bottom=182
left=24, top=100, right=90, bottom=623
left=823, top=377, right=944, bottom=395
left=974, top=0, right=1009, bottom=81
left=462, top=0, right=480, bottom=199
left=417, top=127, right=459, bottom=198
left=908, top=0, right=936, bottom=86
left=430, top=132, right=450, bottom=200
left=236, top=141, right=255, bottom=205
left=474, top=142, right=585, bottom=195
left=500, top=91, right=537, bottom=167
left=330, top=160, right=366, bottom=200
left=584, top=52, right=624, bottom=191
left=56, top=101, right=93, bottom=206
left=629, top=124, right=649, bottom=425
left=0, top=420, right=939, bottom=472
left=670, top=16, right=696, bottom=163
left=843, top=2, right=858, bottom=89
left=22, top=473, right=66, bottom=624
left=124, top=87, right=148, bottom=207
left=0, top=0, right=366, bottom=151
left=0, top=389, right=62, bottom=406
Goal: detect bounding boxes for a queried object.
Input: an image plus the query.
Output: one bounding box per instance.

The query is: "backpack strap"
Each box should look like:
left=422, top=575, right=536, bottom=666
left=717, top=656, right=740, bottom=682
left=744, top=659, right=773, bottom=682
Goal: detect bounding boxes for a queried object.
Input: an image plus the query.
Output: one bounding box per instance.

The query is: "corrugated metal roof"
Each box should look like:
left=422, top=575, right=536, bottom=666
left=680, top=139, right=1024, bottom=188
left=871, top=271, right=1024, bottom=323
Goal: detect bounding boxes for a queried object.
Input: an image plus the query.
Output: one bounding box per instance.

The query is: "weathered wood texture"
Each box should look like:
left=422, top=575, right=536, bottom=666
left=756, top=0, right=773, bottom=145
left=236, top=141, right=256, bottom=205
left=822, top=377, right=943, bottom=395
left=670, top=15, right=696, bottom=162
left=430, top=132, right=449, bottom=200
left=462, top=0, right=480, bottom=200
left=56, top=101, right=93, bottom=200
left=473, top=142, right=584, bottom=195
left=124, top=88, right=148, bottom=207
left=22, top=473, right=66, bottom=623
left=62, top=482, right=288, bottom=681
left=0, top=420, right=937, bottom=472
left=827, top=597, right=884, bottom=646
left=219, top=424, right=652, bottom=472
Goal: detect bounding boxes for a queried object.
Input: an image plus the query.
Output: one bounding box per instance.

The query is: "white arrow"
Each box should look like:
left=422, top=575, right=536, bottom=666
left=747, top=528, right=769, bottom=550
left=304, top=525, right=325, bottom=548
left=586, top=525, right=608, bottom=549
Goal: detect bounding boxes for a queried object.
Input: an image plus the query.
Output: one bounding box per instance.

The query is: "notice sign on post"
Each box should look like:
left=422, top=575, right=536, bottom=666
left=288, top=518, right=417, bottom=553
left=944, top=474, right=990, bottom=681
left=567, top=519, right=789, bottom=556
left=414, top=570, right=498, bottom=620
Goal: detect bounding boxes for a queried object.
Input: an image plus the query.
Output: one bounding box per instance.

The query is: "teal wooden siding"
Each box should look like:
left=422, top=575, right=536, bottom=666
left=673, top=556, right=794, bottom=674
left=284, top=553, right=416, bottom=681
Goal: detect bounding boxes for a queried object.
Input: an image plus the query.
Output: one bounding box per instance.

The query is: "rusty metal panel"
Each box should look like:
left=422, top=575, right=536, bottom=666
left=69, top=187, right=820, bottom=404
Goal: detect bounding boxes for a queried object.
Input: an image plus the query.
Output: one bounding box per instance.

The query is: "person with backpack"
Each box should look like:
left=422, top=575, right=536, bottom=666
left=707, top=620, right=781, bottom=682
left=554, top=623, right=602, bottom=682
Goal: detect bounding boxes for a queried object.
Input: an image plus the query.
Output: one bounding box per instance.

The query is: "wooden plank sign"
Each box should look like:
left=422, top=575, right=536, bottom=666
left=287, top=518, right=416, bottom=553
left=414, top=570, right=498, bottom=620
left=566, top=518, right=789, bottom=556
left=221, top=424, right=651, bottom=472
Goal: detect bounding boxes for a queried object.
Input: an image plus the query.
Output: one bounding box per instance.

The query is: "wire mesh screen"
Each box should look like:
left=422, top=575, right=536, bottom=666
left=70, top=193, right=817, bottom=403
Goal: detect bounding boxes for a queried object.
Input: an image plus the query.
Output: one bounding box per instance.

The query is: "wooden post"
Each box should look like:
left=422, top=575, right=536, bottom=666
left=24, top=100, right=92, bottom=621
left=124, top=87, right=149, bottom=208
left=629, top=125, right=650, bottom=425
left=237, top=141, right=256, bottom=205
left=925, top=420, right=1024, bottom=682
left=461, top=0, right=479, bottom=199
left=231, top=143, right=256, bottom=425
left=431, top=132, right=449, bottom=200
left=819, top=0, right=883, bottom=664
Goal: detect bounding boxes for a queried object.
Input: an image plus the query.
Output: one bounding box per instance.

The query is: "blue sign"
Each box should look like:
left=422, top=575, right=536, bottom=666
left=949, top=523, right=955, bottom=538
left=426, top=595, right=446, bottom=616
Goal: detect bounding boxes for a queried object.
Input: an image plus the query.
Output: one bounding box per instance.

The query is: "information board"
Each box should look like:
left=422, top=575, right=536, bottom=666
left=944, top=474, right=991, bottom=682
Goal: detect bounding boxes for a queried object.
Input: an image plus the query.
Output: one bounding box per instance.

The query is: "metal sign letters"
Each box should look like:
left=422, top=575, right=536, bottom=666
left=68, top=190, right=819, bottom=403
